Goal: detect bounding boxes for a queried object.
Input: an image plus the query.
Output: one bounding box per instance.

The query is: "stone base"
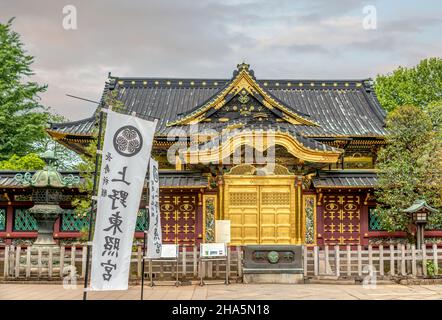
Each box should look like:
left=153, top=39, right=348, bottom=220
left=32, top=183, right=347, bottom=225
left=243, top=273, right=304, bottom=284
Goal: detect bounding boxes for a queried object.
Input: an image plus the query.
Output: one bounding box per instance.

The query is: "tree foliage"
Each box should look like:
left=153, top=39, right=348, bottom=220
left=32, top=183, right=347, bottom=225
left=0, top=153, right=45, bottom=170
left=374, top=57, right=442, bottom=112
left=375, top=105, right=442, bottom=233
left=71, top=91, right=126, bottom=218
left=0, top=18, right=49, bottom=160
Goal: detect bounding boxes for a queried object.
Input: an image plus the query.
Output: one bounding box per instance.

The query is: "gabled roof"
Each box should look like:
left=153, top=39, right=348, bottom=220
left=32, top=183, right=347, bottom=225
left=47, top=63, right=387, bottom=148
left=403, top=200, right=439, bottom=213
left=167, top=63, right=318, bottom=127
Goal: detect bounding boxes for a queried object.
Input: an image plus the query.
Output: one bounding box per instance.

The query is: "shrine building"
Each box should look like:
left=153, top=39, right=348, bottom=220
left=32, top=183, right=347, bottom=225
left=5, top=63, right=436, bottom=246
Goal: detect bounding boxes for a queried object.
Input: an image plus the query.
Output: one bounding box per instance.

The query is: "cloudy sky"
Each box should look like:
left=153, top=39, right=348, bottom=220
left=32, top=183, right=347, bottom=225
left=1, top=0, right=441, bottom=121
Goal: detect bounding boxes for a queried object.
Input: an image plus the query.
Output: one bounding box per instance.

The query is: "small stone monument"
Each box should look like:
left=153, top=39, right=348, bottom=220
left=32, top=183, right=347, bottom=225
left=243, top=245, right=304, bottom=284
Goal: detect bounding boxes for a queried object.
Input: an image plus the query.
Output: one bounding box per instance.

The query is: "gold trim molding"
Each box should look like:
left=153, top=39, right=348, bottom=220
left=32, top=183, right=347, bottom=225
left=181, top=131, right=342, bottom=164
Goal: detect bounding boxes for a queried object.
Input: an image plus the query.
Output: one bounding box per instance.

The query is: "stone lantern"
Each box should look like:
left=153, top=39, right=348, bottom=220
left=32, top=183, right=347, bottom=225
left=403, top=199, right=439, bottom=249
left=14, top=151, right=80, bottom=246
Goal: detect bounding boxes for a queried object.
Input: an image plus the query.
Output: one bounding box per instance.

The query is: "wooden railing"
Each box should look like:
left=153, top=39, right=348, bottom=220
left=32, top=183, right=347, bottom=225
left=0, top=245, right=243, bottom=281
left=2, top=244, right=442, bottom=281
left=303, top=244, right=442, bottom=278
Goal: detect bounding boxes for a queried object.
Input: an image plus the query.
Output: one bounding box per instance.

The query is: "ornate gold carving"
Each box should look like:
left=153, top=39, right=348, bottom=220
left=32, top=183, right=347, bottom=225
left=228, top=164, right=256, bottom=175
left=261, top=192, right=290, bottom=206
left=229, top=192, right=257, bottom=206
left=166, top=65, right=319, bottom=127
left=181, top=131, right=342, bottom=164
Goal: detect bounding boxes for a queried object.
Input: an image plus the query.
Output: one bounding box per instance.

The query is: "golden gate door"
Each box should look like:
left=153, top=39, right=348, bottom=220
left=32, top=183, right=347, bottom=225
left=224, top=175, right=297, bottom=245
left=260, top=186, right=291, bottom=244
left=227, top=185, right=260, bottom=245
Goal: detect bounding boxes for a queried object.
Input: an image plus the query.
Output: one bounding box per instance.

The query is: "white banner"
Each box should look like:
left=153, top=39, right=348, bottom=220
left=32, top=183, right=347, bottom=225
left=146, top=157, right=162, bottom=259
left=90, top=109, right=156, bottom=291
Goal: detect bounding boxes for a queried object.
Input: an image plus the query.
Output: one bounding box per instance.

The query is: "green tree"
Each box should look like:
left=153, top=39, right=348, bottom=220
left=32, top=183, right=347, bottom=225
left=374, top=57, right=442, bottom=113
left=71, top=91, right=126, bottom=220
left=375, top=105, right=442, bottom=234
left=0, top=18, right=49, bottom=160
left=0, top=153, right=45, bottom=170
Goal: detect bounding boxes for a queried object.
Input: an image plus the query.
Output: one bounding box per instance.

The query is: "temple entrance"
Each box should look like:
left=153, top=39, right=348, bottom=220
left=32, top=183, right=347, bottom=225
left=223, top=165, right=300, bottom=245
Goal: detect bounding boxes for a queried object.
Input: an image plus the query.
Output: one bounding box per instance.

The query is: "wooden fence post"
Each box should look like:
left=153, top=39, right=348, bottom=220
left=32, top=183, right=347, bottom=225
left=313, top=246, right=319, bottom=276
left=227, top=246, right=231, bottom=279
left=59, top=246, right=65, bottom=278
left=15, top=246, right=21, bottom=278
left=422, top=244, right=427, bottom=277
left=389, top=245, right=395, bottom=276
left=71, top=245, right=76, bottom=267
left=401, top=244, right=406, bottom=276
left=324, top=245, right=330, bottom=274
left=37, top=247, right=42, bottom=277
left=357, top=245, right=362, bottom=277
left=4, top=246, right=10, bottom=277
left=335, top=245, right=340, bottom=277
left=346, top=245, right=351, bottom=276
left=137, top=246, right=142, bottom=279
left=368, top=245, right=373, bottom=268
left=81, top=246, right=87, bottom=278
left=48, top=247, right=53, bottom=278
left=379, top=245, right=384, bottom=276
left=237, top=246, right=242, bottom=277
left=411, top=245, right=417, bottom=276
left=182, top=246, right=187, bottom=278
left=193, top=245, right=198, bottom=277
left=433, top=244, right=438, bottom=274
left=26, top=247, right=31, bottom=278
left=303, top=246, right=308, bottom=277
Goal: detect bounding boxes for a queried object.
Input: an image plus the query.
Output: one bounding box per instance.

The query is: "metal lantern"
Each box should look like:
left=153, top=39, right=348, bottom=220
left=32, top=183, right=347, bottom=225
left=403, top=200, right=439, bottom=249
left=14, top=150, right=80, bottom=246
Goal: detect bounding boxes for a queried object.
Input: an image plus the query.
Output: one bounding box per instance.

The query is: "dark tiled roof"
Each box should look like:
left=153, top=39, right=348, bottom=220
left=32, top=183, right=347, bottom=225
left=313, top=170, right=377, bottom=188
left=49, top=69, right=386, bottom=138
left=48, top=115, right=96, bottom=136
left=0, top=170, right=207, bottom=189
left=158, top=170, right=208, bottom=188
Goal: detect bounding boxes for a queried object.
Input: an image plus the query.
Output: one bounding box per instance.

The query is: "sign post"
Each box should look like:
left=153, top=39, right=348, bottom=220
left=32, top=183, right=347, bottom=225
left=199, top=243, right=229, bottom=286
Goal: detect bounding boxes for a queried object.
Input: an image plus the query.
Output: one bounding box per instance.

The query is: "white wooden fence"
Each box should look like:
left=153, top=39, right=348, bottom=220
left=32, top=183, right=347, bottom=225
left=0, top=245, right=243, bottom=281
left=2, top=244, right=442, bottom=281
left=303, top=244, right=442, bottom=278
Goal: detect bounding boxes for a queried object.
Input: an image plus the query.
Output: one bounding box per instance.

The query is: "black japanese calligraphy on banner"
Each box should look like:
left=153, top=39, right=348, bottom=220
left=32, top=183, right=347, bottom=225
left=146, top=158, right=162, bottom=258
left=90, top=110, right=156, bottom=291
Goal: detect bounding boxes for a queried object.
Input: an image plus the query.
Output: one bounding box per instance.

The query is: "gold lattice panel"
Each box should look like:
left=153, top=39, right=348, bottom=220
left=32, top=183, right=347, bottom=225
left=261, top=192, right=290, bottom=206
left=229, top=192, right=258, bottom=206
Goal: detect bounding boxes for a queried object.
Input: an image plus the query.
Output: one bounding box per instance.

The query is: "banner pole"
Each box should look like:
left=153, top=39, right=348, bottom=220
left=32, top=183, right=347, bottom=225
left=83, top=106, right=106, bottom=300
left=141, top=166, right=150, bottom=300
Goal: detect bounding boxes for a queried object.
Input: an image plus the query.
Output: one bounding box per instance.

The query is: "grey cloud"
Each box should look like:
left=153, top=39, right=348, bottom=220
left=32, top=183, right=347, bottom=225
left=0, top=0, right=439, bottom=120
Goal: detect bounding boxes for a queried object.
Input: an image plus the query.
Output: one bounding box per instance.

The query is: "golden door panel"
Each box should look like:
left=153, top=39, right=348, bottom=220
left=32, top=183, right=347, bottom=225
left=260, top=186, right=291, bottom=244
left=225, top=183, right=293, bottom=245
left=226, top=186, right=259, bottom=245
left=323, top=194, right=361, bottom=245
